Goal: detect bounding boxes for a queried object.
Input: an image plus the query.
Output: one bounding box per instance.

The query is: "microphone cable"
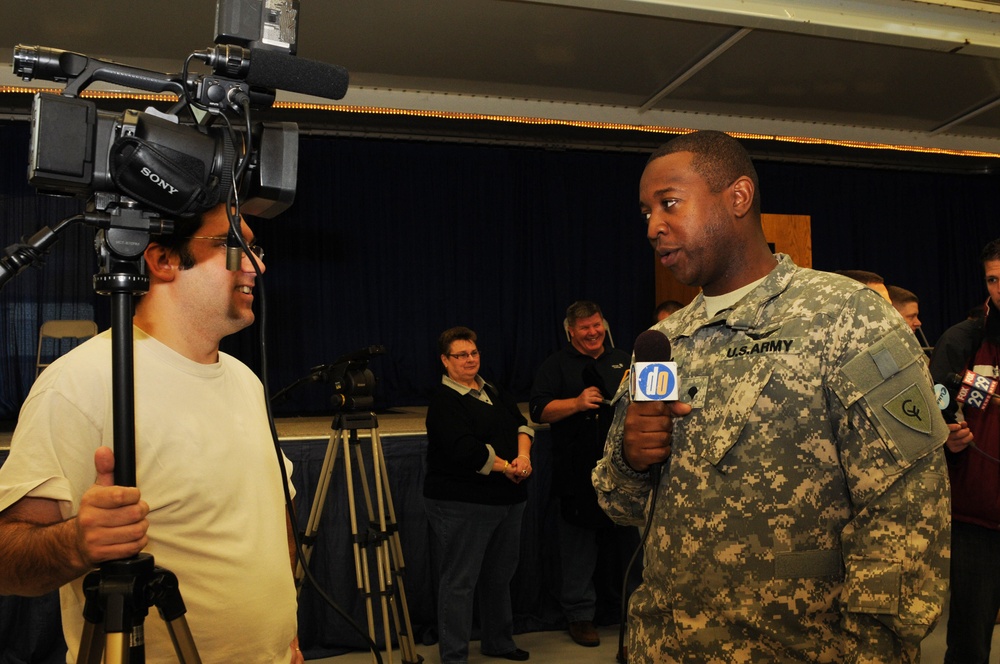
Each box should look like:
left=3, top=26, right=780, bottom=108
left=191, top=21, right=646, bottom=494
left=244, top=209, right=385, bottom=664
left=615, top=436, right=667, bottom=664
left=210, top=104, right=384, bottom=663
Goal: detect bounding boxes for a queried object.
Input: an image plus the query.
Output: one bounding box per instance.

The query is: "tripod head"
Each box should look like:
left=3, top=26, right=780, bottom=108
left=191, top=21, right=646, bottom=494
left=270, top=345, right=387, bottom=414
left=320, top=345, right=386, bottom=413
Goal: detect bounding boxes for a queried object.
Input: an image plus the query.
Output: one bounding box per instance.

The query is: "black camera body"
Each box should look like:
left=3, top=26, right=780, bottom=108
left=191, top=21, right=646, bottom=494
left=26, top=92, right=297, bottom=219
left=13, top=0, right=309, bottom=220
left=320, top=345, right=387, bottom=413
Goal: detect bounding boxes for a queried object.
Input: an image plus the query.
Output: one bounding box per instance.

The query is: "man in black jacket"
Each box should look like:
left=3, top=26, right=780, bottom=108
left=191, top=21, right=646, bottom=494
left=529, top=301, right=629, bottom=648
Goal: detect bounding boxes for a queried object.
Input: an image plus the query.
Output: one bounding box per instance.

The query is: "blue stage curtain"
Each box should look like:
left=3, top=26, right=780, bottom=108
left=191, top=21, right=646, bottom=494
left=4, top=122, right=1000, bottom=422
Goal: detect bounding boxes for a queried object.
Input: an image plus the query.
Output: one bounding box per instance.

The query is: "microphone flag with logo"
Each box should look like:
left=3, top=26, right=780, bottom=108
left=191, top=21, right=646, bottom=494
left=630, top=329, right=679, bottom=401
left=949, top=369, right=1000, bottom=410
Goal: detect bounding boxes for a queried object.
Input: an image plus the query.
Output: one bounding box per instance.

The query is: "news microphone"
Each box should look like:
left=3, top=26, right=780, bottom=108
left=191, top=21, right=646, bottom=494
left=946, top=370, right=1000, bottom=410
left=629, top=329, right=680, bottom=479
left=630, top=329, right=679, bottom=402
left=196, top=45, right=349, bottom=100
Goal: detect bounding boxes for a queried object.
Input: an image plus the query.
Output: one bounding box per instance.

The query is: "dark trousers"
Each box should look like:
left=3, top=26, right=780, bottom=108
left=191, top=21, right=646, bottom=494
left=945, top=520, right=1000, bottom=664
left=425, top=498, right=525, bottom=664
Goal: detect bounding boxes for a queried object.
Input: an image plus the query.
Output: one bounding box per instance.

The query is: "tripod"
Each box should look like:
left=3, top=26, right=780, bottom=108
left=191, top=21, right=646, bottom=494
left=77, top=208, right=201, bottom=664
left=296, top=411, right=421, bottom=664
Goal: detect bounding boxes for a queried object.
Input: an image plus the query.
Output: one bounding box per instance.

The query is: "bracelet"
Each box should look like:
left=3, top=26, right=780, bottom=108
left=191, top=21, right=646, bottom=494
left=518, top=454, right=530, bottom=463
left=503, top=460, right=509, bottom=472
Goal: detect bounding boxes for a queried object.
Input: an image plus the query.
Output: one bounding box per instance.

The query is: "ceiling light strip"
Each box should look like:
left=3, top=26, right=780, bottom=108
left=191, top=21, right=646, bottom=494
left=2, top=86, right=997, bottom=159
left=294, top=103, right=1000, bottom=158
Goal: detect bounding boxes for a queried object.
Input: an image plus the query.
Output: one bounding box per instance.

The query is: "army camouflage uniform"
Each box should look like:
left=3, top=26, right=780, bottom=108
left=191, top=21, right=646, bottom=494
left=593, top=255, right=950, bottom=663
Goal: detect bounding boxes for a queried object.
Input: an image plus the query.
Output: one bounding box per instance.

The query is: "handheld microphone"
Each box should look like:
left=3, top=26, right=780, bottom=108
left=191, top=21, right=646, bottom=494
left=196, top=45, right=350, bottom=100
left=946, top=370, right=1000, bottom=410
left=629, top=329, right=679, bottom=477
left=630, top=329, right=679, bottom=402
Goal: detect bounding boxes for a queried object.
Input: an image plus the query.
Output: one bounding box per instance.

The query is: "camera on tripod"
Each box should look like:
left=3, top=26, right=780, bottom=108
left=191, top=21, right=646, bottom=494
left=316, top=345, right=387, bottom=413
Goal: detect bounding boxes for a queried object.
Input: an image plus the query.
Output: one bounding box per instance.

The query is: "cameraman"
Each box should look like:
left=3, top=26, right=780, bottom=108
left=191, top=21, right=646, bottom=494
left=0, top=203, right=302, bottom=663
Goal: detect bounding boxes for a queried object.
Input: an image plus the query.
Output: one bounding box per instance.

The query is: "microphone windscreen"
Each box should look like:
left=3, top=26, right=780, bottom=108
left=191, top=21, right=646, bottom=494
left=246, top=49, right=349, bottom=100
left=634, top=329, right=672, bottom=363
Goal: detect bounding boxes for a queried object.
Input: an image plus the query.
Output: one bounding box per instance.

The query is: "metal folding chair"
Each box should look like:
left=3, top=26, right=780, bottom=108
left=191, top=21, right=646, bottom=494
left=35, top=319, right=99, bottom=378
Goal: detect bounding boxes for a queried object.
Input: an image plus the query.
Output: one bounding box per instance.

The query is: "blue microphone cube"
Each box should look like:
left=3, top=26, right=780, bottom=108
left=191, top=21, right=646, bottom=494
left=632, top=362, right=680, bottom=401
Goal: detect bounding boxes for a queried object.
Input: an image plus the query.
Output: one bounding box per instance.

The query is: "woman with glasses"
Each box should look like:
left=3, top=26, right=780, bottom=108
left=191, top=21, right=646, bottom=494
left=424, top=326, right=534, bottom=663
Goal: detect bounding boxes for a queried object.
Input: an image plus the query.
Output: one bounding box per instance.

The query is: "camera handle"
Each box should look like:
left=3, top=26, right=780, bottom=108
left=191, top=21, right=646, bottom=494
left=76, top=205, right=201, bottom=664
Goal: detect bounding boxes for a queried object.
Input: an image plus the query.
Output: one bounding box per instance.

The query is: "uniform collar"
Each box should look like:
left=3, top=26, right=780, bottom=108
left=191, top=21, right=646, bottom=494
left=665, top=254, right=795, bottom=338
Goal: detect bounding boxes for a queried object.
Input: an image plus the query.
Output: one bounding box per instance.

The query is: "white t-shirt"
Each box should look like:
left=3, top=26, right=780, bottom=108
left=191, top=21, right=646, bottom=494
left=0, top=328, right=297, bottom=663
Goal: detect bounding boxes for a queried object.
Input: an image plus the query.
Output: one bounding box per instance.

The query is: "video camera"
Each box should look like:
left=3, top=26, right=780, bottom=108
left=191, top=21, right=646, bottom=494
left=12, top=0, right=347, bottom=220
left=315, top=345, right=387, bottom=413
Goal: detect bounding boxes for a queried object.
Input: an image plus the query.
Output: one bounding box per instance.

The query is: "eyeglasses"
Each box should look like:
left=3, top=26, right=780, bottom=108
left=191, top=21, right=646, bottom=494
left=447, top=350, right=480, bottom=360
left=189, top=236, right=264, bottom=261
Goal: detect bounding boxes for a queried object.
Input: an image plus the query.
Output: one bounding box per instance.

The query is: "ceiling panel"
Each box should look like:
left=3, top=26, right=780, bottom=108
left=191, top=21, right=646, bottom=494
left=659, top=29, right=1000, bottom=132
left=1, top=0, right=999, bottom=167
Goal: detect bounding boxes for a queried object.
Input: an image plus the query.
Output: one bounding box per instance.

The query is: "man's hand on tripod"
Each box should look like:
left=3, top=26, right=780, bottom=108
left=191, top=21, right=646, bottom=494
left=75, top=446, right=150, bottom=565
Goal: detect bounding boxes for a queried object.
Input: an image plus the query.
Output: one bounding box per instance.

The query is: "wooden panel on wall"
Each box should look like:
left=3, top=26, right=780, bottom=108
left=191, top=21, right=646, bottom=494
left=654, top=214, right=811, bottom=310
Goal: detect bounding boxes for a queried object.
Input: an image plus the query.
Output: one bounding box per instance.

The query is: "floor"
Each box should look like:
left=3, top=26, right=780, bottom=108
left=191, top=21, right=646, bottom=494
left=313, top=602, right=1000, bottom=663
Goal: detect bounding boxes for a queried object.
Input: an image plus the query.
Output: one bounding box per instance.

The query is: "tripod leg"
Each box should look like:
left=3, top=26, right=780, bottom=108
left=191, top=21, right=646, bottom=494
left=373, top=429, right=421, bottom=664
left=78, top=597, right=105, bottom=664
left=353, top=437, right=395, bottom=664
left=295, top=431, right=343, bottom=591
left=343, top=432, right=379, bottom=650
left=164, top=615, right=202, bottom=664
left=370, top=434, right=401, bottom=664
left=105, top=632, right=128, bottom=664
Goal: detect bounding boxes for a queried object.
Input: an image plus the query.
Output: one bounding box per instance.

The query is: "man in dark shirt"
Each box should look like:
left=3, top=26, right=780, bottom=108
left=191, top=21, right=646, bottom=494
left=529, top=300, right=629, bottom=648
left=929, top=238, right=1000, bottom=664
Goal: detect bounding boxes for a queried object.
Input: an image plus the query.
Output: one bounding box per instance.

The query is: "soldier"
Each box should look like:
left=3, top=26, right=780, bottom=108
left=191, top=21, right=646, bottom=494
left=593, top=130, right=950, bottom=662
left=834, top=269, right=892, bottom=303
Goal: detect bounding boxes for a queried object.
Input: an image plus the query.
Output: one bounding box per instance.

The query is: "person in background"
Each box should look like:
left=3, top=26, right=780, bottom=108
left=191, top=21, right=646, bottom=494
left=529, top=301, right=630, bottom=649
left=834, top=268, right=892, bottom=302
left=594, top=129, right=950, bottom=662
left=929, top=238, right=1000, bottom=664
left=653, top=300, right=683, bottom=322
left=887, top=284, right=922, bottom=336
left=0, top=203, right=302, bottom=663
left=424, top=326, right=534, bottom=663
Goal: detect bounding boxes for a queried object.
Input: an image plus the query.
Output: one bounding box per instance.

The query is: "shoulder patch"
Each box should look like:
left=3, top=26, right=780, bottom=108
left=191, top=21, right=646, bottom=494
left=882, top=382, right=933, bottom=435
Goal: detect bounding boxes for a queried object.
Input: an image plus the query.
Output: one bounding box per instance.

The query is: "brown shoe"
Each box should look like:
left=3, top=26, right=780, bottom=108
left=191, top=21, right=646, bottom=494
left=568, top=620, right=600, bottom=647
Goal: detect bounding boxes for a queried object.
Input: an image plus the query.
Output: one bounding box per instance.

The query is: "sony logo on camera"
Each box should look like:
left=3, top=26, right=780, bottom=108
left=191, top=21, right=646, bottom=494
left=631, top=362, right=680, bottom=401
left=139, top=167, right=179, bottom=196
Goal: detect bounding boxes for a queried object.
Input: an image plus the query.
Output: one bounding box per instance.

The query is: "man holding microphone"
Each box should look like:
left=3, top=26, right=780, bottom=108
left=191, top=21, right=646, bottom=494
left=593, top=130, right=950, bottom=663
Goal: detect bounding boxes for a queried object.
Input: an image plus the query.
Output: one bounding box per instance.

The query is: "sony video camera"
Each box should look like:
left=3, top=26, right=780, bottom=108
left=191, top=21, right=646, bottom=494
left=12, top=0, right=343, bottom=220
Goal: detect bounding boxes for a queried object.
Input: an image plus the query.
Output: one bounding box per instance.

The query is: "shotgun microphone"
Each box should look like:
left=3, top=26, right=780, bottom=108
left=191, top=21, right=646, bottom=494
left=195, top=45, right=350, bottom=100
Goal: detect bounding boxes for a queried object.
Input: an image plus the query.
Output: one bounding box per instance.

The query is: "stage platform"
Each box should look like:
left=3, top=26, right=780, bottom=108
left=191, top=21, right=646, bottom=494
left=1, top=404, right=539, bottom=450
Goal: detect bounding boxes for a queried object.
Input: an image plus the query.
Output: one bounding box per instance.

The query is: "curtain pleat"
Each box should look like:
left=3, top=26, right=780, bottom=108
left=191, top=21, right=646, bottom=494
left=4, top=124, right=999, bottom=420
